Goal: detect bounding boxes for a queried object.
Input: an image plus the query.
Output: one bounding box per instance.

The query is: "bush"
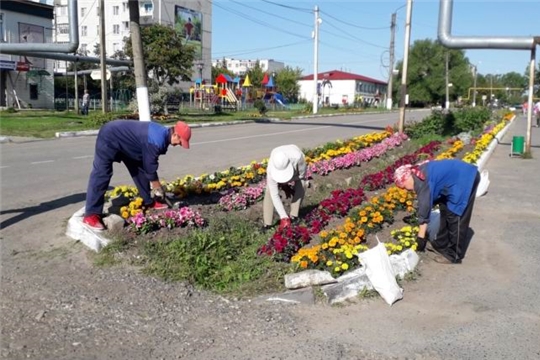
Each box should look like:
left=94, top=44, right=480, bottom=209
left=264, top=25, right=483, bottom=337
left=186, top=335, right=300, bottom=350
left=303, top=102, right=313, bottom=113
left=452, top=107, right=491, bottom=133
left=88, top=112, right=127, bottom=127
left=253, top=99, right=267, bottom=115
left=405, top=110, right=453, bottom=139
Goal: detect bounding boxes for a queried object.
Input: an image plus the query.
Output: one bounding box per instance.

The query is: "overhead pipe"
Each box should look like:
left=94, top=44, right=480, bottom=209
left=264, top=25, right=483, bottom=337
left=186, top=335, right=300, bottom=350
left=3, top=50, right=131, bottom=66
left=0, top=0, right=79, bottom=53
left=56, top=66, right=130, bottom=76
left=438, top=0, right=538, bottom=50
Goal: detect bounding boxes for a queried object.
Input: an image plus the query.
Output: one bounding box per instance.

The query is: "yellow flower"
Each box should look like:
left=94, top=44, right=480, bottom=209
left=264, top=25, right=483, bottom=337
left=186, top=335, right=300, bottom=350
left=326, top=260, right=333, bottom=266
left=341, top=263, right=349, bottom=270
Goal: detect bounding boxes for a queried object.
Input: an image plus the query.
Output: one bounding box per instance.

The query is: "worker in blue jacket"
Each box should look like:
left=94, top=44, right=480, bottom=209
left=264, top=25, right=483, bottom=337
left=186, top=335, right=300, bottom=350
left=394, top=159, right=480, bottom=264
left=83, top=120, right=192, bottom=231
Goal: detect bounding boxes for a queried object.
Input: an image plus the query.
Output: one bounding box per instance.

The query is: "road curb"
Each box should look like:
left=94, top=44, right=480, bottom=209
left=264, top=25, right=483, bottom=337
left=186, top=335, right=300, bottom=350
left=475, top=115, right=515, bottom=172
left=54, top=118, right=286, bottom=138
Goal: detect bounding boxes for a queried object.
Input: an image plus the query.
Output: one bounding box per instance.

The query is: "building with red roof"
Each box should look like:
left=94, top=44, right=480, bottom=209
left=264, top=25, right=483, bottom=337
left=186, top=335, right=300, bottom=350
left=298, top=70, right=387, bottom=107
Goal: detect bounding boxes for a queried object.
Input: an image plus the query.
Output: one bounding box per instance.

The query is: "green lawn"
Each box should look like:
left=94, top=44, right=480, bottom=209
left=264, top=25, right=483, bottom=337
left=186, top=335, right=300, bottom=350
left=0, top=106, right=387, bottom=138
left=0, top=111, right=95, bottom=138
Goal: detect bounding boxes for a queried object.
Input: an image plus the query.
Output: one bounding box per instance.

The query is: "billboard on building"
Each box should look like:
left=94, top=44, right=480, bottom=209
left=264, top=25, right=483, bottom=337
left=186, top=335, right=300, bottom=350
left=18, top=23, right=46, bottom=69
left=174, top=6, right=202, bottom=60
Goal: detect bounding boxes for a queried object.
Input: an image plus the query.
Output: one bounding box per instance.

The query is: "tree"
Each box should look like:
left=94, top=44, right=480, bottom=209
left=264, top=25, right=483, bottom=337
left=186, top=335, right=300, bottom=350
left=395, top=39, right=472, bottom=106
left=211, top=58, right=234, bottom=83
left=124, top=24, right=196, bottom=88
left=523, top=61, right=540, bottom=97
left=275, top=66, right=302, bottom=103
left=246, top=61, right=264, bottom=88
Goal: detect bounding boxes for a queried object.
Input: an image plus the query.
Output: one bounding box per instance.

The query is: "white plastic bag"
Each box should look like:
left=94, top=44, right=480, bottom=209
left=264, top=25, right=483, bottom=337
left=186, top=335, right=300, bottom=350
left=357, top=238, right=404, bottom=306
left=476, top=170, right=490, bottom=197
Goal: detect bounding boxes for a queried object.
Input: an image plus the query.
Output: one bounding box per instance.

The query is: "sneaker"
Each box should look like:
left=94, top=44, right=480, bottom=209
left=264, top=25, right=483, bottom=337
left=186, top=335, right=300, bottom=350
left=147, top=200, right=169, bottom=211
left=82, top=214, right=105, bottom=231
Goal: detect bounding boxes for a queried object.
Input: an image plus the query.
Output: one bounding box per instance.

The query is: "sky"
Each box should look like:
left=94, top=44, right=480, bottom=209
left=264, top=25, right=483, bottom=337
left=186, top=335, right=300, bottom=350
left=212, top=0, right=539, bottom=81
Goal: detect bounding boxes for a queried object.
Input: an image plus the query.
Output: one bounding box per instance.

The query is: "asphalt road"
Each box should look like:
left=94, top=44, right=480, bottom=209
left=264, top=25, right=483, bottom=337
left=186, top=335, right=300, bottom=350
left=0, top=110, right=428, bottom=212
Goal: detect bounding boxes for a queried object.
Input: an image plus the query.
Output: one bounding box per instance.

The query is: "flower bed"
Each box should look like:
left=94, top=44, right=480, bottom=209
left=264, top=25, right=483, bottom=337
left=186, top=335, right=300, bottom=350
left=257, top=141, right=441, bottom=262
left=127, top=207, right=206, bottom=235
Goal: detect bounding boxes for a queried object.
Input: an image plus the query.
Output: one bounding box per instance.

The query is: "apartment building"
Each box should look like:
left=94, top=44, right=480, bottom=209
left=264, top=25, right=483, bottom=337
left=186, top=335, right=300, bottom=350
left=53, top=0, right=212, bottom=82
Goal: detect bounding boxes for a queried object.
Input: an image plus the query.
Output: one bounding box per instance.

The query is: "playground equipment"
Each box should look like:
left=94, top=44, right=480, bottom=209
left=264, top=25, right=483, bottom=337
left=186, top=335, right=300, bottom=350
left=261, top=74, right=288, bottom=110
left=216, top=73, right=239, bottom=111
left=190, top=78, right=220, bottom=110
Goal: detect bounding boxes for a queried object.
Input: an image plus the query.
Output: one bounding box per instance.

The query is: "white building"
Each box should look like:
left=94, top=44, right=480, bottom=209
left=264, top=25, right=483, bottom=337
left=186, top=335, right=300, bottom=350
left=298, top=70, right=387, bottom=107
left=53, top=0, right=212, bottom=82
left=0, top=0, right=55, bottom=109
left=212, top=58, right=284, bottom=76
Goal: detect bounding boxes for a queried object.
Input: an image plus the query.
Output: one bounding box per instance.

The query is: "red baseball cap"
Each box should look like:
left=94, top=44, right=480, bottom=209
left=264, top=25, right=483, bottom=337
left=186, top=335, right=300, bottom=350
left=174, top=121, right=191, bottom=149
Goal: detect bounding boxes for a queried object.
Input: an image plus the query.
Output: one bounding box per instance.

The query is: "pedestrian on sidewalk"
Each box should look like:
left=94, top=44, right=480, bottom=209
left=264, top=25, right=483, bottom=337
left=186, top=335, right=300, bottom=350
left=394, top=159, right=481, bottom=264
left=534, top=100, right=540, bottom=127
left=262, top=144, right=308, bottom=232
left=82, top=90, right=90, bottom=115
left=82, top=120, right=192, bottom=231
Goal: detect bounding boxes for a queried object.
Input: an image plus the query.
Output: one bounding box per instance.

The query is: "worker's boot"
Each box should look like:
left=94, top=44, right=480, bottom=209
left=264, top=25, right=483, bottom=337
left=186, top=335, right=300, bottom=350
left=147, top=200, right=169, bottom=211
left=82, top=214, right=106, bottom=231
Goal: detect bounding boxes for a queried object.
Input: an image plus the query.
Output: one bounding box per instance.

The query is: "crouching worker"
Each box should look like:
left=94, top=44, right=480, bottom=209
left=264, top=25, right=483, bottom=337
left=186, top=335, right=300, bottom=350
left=82, top=120, right=192, bottom=231
left=394, top=159, right=480, bottom=264
left=263, top=145, right=308, bottom=232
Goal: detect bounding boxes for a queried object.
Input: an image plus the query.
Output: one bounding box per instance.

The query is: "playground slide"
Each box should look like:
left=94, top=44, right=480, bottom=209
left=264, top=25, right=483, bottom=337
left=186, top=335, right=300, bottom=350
left=226, top=90, right=238, bottom=104
left=274, top=93, right=289, bottom=109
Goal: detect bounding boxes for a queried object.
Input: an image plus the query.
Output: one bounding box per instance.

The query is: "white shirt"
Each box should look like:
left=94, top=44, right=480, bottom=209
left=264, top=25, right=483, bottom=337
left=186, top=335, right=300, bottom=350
left=267, top=145, right=307, bottom=219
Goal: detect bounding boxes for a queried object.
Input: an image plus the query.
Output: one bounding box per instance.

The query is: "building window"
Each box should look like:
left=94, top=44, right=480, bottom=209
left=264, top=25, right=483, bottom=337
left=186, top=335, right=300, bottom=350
left=30, top=84, right=38, bottom=100
left=113, top=25, right=120, bottom=34
left=80, top=43, right=87, bottom=53
left=113, top=43, right=120, bottom=52
left=96, top=25, right=100, bottom=35
left=81, top=7, right=86, bottom=17
left=58, top=24, right=69, bottom=34
left=96, top=7, right=100, bottom=16
left=122, top=2, right=128, bottom=12
left=142, top=3, right=153, bottom=14
left=58, top=6, right=67, bottom=16
left=81, top=26, right=87, bottom=37
left=113, top=6, right=119, bottom=15
left=122, top=21, right=129, bottom=30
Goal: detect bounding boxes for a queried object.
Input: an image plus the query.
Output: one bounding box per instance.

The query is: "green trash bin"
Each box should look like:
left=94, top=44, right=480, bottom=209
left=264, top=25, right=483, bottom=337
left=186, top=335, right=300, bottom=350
left=512, top=136, right=525, bottom=155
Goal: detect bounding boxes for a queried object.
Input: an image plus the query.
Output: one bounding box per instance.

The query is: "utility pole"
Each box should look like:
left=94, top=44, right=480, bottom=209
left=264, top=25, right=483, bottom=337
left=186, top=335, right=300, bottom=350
left=313, top=5, right=320, bottom=114
left=129, top=0, right=151, bottom=121
left=445, top=51, right=450, bottom=110
left=386, top=12, right=397, bottom=110
left=472, top=65, right=477, bottom=107
left=99, top=0, right=107, bottom=113
left=74, top=60, right=79, bottom=113
left=398, top=0, right=413, bottom=133
left=526, top=47, right=536, bottom=154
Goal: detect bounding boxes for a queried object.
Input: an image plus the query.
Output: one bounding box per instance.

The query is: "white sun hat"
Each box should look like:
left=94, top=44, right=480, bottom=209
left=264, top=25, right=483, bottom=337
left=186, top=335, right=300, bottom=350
left=268, top=149, right=294, bottom=183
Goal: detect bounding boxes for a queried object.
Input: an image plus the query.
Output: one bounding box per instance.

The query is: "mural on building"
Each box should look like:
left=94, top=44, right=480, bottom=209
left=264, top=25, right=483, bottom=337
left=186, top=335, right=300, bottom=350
left=174, top=6, right=202, bottom=60
left=18, top=23, right=45, bottom=69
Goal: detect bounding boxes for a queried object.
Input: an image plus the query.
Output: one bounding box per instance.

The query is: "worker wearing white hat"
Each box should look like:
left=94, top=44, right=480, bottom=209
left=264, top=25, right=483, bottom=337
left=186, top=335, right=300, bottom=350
left=263, top=144, right=308, bottom=231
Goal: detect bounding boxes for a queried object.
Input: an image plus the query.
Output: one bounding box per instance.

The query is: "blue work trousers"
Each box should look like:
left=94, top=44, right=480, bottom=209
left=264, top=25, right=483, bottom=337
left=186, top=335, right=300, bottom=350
left=85, top=140, right=153, bottom=216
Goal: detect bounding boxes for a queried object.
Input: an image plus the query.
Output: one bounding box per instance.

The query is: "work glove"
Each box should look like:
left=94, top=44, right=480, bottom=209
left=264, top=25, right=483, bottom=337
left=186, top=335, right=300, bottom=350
left=151, top=186, right=165, bottom=199
left=416, top=236, right=427, bottom=252
left=278, top=218, right=292, bottom=231
left=279, top=184, right=295, bottom=199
